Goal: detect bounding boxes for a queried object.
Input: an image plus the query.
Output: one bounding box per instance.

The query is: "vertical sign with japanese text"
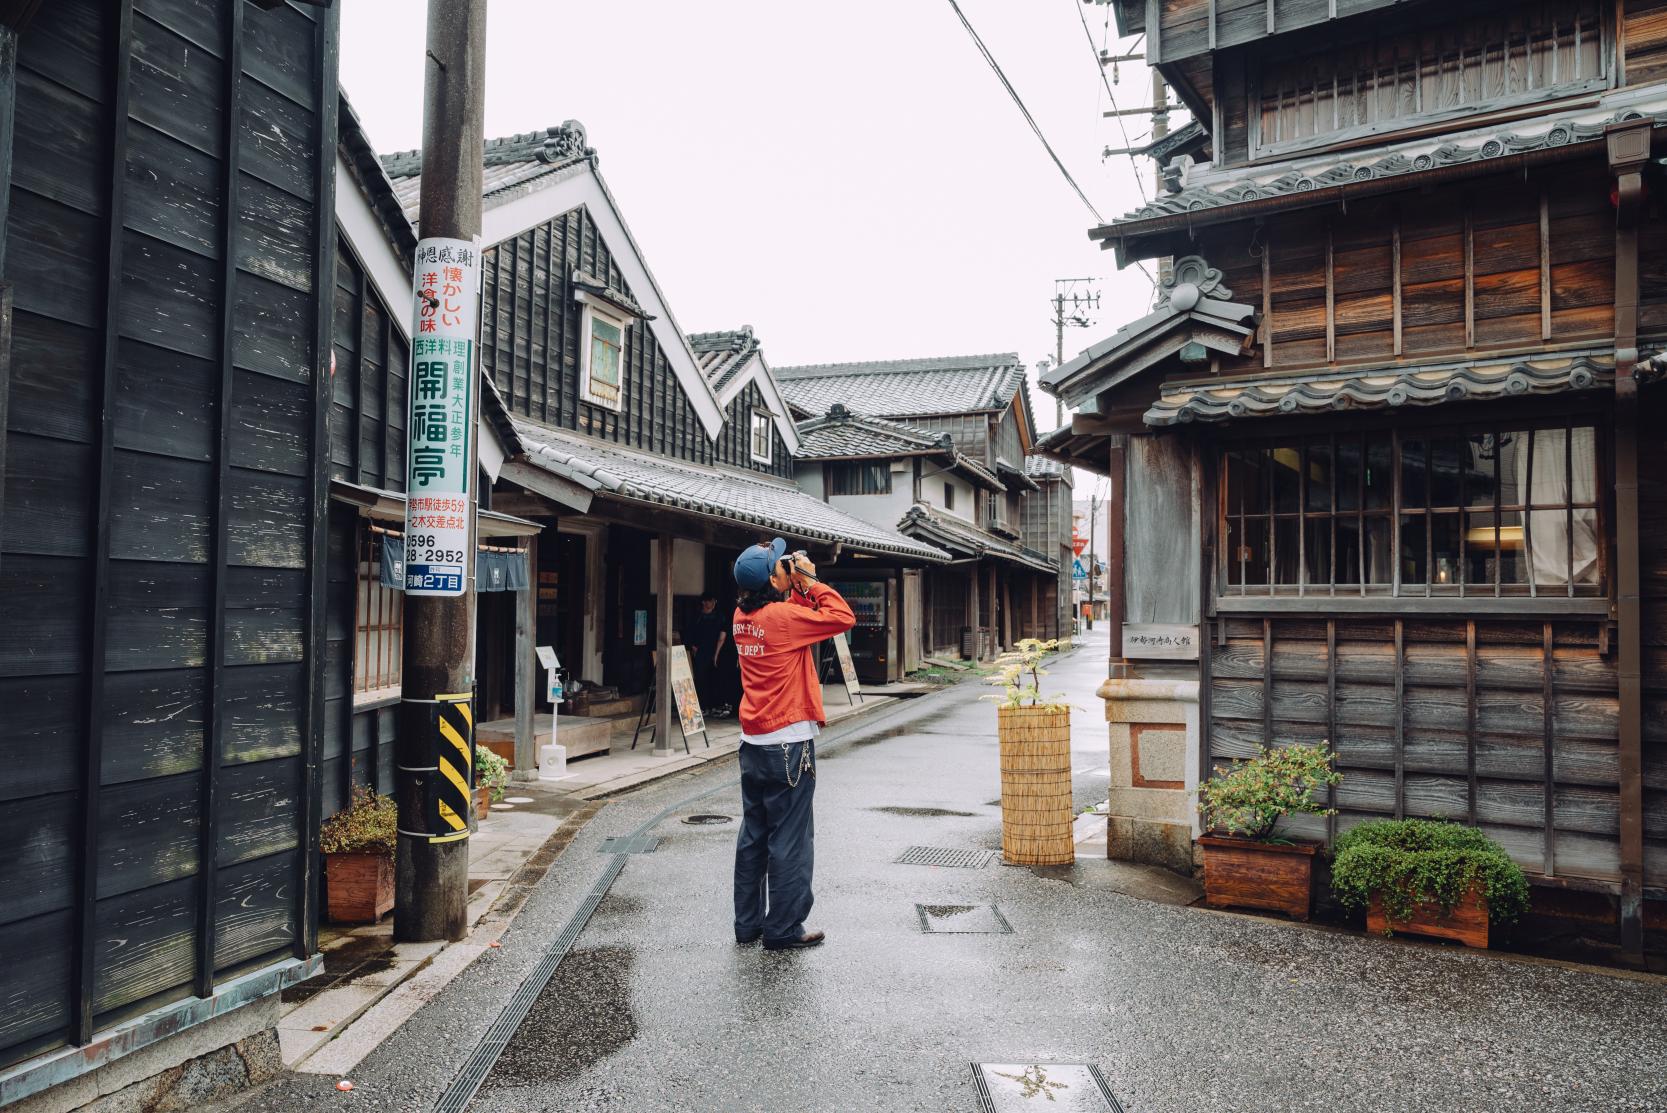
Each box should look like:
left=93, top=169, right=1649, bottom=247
left=404, top=237, right=480, bottom=597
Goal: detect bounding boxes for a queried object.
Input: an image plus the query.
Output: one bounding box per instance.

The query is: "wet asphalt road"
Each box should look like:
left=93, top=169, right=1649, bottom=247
left=226, top=630, right=1667, bottom=1113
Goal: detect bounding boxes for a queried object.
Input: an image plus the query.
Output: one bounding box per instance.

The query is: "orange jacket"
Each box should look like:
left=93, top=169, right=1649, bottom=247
left=731, top=581, right=856, bottom=736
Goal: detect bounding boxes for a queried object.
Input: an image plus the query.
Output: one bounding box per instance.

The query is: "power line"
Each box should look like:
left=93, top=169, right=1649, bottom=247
left=945, top=0, right=1104, bottom=224
left=1075, top=0, right=1147, bottom=207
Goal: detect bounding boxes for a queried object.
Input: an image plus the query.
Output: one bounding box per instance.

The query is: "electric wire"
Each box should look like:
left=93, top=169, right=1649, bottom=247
left=945, top=0, right=1105, bottom=224
left=1076, top=0, right=1147, bottom=207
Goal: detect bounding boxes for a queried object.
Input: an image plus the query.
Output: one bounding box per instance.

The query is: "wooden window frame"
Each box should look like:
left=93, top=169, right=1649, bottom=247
left=749, top=408, right=773, bottom=465
left=1246, top=0, right=1613, bottom=165
left=354, top=521, right=404, bottom=707
left=943, top=481, right=955, bottom=512
left=578, top=301, right=627, bottom=412
left=1214, top=414, right=1607, bottom=610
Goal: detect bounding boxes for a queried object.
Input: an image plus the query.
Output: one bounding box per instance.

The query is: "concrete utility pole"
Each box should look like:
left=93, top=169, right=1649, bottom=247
left=1150, top=71, right=1173, bottom=289
left=1049, top=278, right=1100, bottom=426
left=1085, top=483, right=1104, bottom=630
left=396, top=0, right=487, bottom=944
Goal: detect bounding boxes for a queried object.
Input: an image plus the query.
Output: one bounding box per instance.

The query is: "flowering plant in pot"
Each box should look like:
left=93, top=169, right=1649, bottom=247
left=320, top=785, right=397, bottom=923
left=1194, top=743, right=1341, bottom=920
left=983, top=639, right=1073, bottom=866
left=474, top=744, right=509, bottom=820
left=1330, top=818, right=1528, bottom=947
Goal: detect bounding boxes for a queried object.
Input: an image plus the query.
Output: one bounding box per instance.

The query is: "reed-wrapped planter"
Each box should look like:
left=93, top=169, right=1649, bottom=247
left=998, top=705, right=1074, bottom=866
left=474, top=784, right=492, bottom=820
left=1366, top=883, right=1488, bottom=947
left=1198, top=836, right=1318, bottom=920
left=326, top=852, right=394, bottom=923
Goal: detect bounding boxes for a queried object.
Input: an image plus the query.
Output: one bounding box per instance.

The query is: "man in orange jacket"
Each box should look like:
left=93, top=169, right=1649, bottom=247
left=730, top=537, right=854, bottom=951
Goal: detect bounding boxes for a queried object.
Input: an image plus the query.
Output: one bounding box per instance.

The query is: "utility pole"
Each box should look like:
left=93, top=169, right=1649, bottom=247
left=1049, top=278, right=1100, bottom=426
left=1150, top=70, right=1173, bottom=288
left=1086, top=482, right=1104, bottom=630
left=396, top=0, right=488, bottom=944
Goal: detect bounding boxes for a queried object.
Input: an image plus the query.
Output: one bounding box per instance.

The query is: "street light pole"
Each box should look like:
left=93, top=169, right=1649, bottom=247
left=395, top=0, right=487, bottom=944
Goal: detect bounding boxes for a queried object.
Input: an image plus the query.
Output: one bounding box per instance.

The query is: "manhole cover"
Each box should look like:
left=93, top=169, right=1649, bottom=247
left=896, top=846, right=994, bottom=869
left=597, top=836, right=661, bottom=855
left=973, top=1064, right=1124, bottom=1112
left=916, top=904, right=1012, bottom=933
left=682, top=814, right=733, bottom=825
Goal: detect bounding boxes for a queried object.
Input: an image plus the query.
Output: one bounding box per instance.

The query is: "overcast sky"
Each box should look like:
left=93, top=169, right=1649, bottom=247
left=340, top=0, right=1165, bottom=452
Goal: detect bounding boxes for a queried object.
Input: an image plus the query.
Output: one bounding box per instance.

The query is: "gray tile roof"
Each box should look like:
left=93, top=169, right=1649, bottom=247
left=1023, top=454, right=1065, bottom=480
left=1146, top=352, right=1616, bottom=427
left=774, top=353, right=1027, bottom=419
left=898, top=504, right=1056, bottom=574
left=689, top=327, right=762, bottom=394
left=338, top=92, right=417, bottom=266
left=795, top=405, right=1005, bottom=490
left=382, top=122, right=594, bottom=221
left=993, top=456, right=1039, bottom=492
left=514, top=419, right=950, bottom=563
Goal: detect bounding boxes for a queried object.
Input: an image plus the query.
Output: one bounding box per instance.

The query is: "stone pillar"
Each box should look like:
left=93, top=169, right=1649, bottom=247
left=1099, top=677, right=1199, bottom=874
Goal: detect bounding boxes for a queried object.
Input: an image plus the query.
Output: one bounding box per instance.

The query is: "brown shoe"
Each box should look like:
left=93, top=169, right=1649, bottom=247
left=763, top=929, right=825, bottom=951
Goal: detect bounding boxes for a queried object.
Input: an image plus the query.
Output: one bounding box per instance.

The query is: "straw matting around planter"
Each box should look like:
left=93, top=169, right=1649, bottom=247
left=997, top=706, right=1074, bottom=866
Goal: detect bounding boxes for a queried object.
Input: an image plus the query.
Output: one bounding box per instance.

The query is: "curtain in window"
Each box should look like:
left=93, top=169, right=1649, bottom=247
left=1518, top=427, right=1598, bottom=587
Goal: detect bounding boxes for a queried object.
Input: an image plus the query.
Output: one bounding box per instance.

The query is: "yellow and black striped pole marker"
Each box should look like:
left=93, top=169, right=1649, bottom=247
left=430, top=692, right=474, bottom=843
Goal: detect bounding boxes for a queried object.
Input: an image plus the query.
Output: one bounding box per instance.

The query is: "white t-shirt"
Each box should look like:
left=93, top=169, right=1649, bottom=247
left=739, top=720, right=820, bottom=746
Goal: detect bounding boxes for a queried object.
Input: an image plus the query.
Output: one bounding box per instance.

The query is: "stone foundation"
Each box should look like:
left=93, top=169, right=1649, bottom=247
left=1099, top=677, right=1200, bottom=875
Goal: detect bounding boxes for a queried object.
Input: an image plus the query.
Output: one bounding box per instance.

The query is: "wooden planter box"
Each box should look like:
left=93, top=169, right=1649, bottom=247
left=1367, top=884, right=1489, bottom=947
left=474, top=785, right=492, bottom=820
left=325, top=852, right=394, bottom=924
left=1198, top=836, right=1317, bottom=921
left=997, top=706, right=1074, bottom=867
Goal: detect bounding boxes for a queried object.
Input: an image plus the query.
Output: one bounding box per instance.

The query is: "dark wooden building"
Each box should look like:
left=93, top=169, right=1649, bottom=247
left=1042, top=0, right=1667, bottom=951
left=0, top=0, right=340, bottom=1097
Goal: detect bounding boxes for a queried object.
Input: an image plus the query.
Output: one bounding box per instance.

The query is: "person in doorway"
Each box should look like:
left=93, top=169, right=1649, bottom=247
left=729, top=537, right=854, bottom=951
left=688, top=593, right=729, bottom=717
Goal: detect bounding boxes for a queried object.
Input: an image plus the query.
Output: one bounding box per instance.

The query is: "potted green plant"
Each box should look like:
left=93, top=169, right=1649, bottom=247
left=1330, top=818, right=1529, bottom=947
left=1195, top=744, right=1341, bottom=921
left=320, top=785, right=397, bottom=923
left=983, top=638, right=1073, bottom=866
left=474, top=743, right=509, bottom=820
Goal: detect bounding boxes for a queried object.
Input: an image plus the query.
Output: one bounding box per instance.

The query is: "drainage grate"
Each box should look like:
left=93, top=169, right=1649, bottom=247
left=597, top=835, right=662, bottom=855
left=681, top=813, right=734, bottom=826
left=895, top=846, right=995, bottom=869
left=916, top=904, right=1012, bottom=933
left=972, top=1063, right=1125, bottom=1113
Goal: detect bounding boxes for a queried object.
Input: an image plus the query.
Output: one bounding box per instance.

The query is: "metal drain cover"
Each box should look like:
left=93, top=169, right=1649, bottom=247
left=682, top=814, right=734, bottom=825
left=916, top=904, right=1012, bottom=933
left=973, top=1064, right=1125, bottom=1112
left=896, top=846, right=994, bottom=868
left=597, top=836, right=661, bottom=855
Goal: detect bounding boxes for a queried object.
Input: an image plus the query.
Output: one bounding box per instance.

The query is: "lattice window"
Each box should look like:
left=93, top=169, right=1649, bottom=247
left=1254, top=1, right=1606, bottom=159
left=749, top=409, right=773, bottom=464
left=828, top=461, right=891, bottom=495
left=1221, top=421, right=1602, bottom=598
left=356, top=524, right=403, bottom=703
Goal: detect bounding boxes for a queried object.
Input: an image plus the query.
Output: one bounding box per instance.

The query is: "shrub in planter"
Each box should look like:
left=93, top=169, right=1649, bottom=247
left=983, top=639, right=1073, bottom=866
left=1330, top=819, right=1529, bottom=947
left=1194, top=744, right=1341, bottom=921
left=474, top=744, right=510, bottom=819
left=320, top=785, right=397, bottom=923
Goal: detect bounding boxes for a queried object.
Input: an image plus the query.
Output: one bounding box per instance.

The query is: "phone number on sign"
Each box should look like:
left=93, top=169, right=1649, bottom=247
left=407, top=534, right=465, bottom=564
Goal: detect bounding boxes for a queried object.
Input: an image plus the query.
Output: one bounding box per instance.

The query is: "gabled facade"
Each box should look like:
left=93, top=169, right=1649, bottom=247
left=777, top=355, right=1064, bottom=662
left=1045, top=1, right=1667, bottom=950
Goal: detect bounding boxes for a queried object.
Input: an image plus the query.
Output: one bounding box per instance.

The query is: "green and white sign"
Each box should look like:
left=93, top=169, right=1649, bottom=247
left=404, top=237, right=480, bottom=597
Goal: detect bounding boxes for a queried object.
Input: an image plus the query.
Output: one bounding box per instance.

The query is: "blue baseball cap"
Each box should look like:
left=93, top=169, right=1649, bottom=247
left=733, top=537, right=787, bottom=590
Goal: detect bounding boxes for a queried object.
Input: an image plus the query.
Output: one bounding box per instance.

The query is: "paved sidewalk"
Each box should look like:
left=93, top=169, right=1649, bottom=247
left=226, top=635, right=1667, bottom=1112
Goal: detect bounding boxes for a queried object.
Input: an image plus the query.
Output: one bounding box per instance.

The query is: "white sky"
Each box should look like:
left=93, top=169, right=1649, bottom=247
left=339, top=0, right=1170, bottom=446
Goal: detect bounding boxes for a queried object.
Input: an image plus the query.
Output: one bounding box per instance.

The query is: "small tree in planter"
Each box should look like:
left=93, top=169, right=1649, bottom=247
left=320, top=785, right=397, bottom=923
left=1195, top=744, right=1341, bottom=920
left=474, top=744, right=509, bottom=820
left=983, top=639, right=1073, bottom=866
left=1330, top=819, right=1529, bottom=948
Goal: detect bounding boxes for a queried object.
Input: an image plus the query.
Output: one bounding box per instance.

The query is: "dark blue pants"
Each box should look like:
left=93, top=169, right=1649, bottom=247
left=733, top=740, right=816, bottom=944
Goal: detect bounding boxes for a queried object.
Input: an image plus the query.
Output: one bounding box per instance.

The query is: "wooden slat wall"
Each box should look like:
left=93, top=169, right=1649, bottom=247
left=716, top=380, right=793, bottom=479
left=475, top=208, right=783, bottom=477
left=1624, top=0, right=1667, bottom=86
left=0, top=0, right=332, bottom=1066
left=1156, top=0, right=1406, bottom=62
left=1208, top=615, right=1626, bottom=880
left=330, top=237, right=406, bottom=492
left=1638, top=387, right=1667, bottom=890
left=1198, top=163, right=1614, bottom=376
